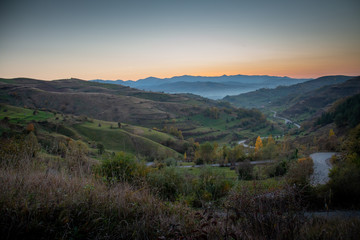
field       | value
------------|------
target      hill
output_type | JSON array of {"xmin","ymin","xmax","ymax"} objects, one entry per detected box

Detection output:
[
  {"xmin": 315, "ymin": 93, "xmax": 360, "ymax": 129},
  {"xmin": 281, "ymin": 76, "xmax": 360, "ymax": 121},
  {"xmin": 223, "ymin": 75, "xmax": 353, "ymax": 109},
  {"xmin": 0, "ymin": 78, "xmax": 217, "ymax": 126},
  {"xmin": 0, "ymin": 104, "xmax": 182, "ymax": 160},
  {"xmin": 0, "ymin": 78, "xmax": 277, "ymax": 145},
  {"xmin": 93, "ymin": 74, "xmax": 310, "ymax": 99}
]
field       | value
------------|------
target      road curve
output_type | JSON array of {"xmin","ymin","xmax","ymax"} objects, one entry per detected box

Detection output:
[
  {"xmin": 310, "ymin": 152, "xmax": 336, "ymax": 186},
  {"xmin": 271, "ymin": 111, "xmax": 301, "ymax": 129}
]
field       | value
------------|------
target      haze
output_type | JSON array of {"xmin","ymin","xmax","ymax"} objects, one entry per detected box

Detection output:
[{"xmin": 0, "ymin": 0, "xmax": 359, "ymax": 80}]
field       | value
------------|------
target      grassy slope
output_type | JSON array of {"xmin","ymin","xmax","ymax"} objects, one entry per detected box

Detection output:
[
  {"xmin": 0, "ymin": 104, "xmax": 53, "ymax": 124},
  {"xmin": 73, "ymin": 121, "xmax": 181, "ymax": 158},
  {"xmin": 0, "ymin": 104, "xmax": 182, "ymax": 159},
  {"xmin": 180, "ymin": 111, "xmax": 282, "ymax": 144}
]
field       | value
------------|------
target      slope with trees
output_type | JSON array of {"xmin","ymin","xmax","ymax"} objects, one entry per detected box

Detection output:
[{"xmin": 223, "ymin": 75, "xmax": 352, "ymax": 109}]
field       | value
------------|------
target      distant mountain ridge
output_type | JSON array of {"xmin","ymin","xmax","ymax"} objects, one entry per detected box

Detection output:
[{"xmin": 92, "ymin": 74, "xmax": 311, "ymax": 99}]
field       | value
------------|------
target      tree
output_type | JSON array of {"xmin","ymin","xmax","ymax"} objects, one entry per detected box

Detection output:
[
  {"xmin": 328, "ymin": 129, "xmax": 337, "ymax": 150},
  {"xmin": 97, "ymin": 143, "xmax": 105, "ymax": 154},
  {"xmin": 26, "ymin": 123, "xmax": 35, "ymax": 132},
  {"xmin": 255, "ymin": 136, "xmax": 263, "ymax": 153},
  {"xmin": 178, "ymin": 130, "xmax": 184, "ymax": 140},
  {"xmin": 263, "ymin": 135, "xmax": 277, "ymax": 159},
  {"xmin": 196, "ymin": 142, "xmax": 215, "ymax": 164},
  {"xmin": 228, "ymin": 145, "xmax": 245, "ymax": 166},
  {"xmin": 267, "ymin": 135, "xmax": 275, "ymax": 145},
  {"xmin": 237, "ymin": 160, "xmax": 253, "ymax": 180}
]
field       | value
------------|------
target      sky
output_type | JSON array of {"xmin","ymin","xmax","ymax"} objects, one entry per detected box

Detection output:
[{"xmin": 0, "ymin": 0, "xmax": 359, "ymax": 80}]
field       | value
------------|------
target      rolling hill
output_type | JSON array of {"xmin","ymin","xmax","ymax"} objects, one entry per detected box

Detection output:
[
  {"xmin": 0, "ymin": 103, "xmax": 182, "ymax": 160},
  {"xmin": 281, "ymin": 76, "xmax": 360, "ymax": 121},
  {"xmin": 223, "ymin": 75, "xmax": 353, "ymax": 109},
  {"xmin": 0, "ymin": 78, "xmax": 218, "ymax": 126},
  {"xmin": 0, "ymin": 78, "xmax": 277, "ymax": 145}
]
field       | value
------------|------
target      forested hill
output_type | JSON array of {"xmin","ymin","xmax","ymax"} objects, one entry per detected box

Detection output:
[
  {"xmin": 315, "ymin": 93, "xmax": 360, "ymax": 129},
  {"xmin": 223, "ymin": 75, "xmax": 352, "ymax": 108},
  {"xmin": 281, "ymin": 76, "xmax": 360, "ymax": 120}
]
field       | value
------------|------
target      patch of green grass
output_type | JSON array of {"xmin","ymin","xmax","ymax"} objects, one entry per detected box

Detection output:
[
  {"xmin": 235, "ymin": 177, "xmax": 285, "ymax": 193},
  {"xmin": 179, "ymin": 162, "xmax": 194, "ymax": 166},
  {"xmin": 73, "ymin": 122, "xmax": 181, "ymax": 159},
  {"xmin": 0, "ymin": 104, "xmax": 53, "ymax": 124},
  {"xmin": 179, "ymin": 166, "xmax": 238, "ymax": 180},
  {"xmin": 122, "ymin": 124, "xmax": 179, "ymax": 144},
  {"xmin": 188, "ymin": 113, "xmax": 233, "ymax": 131}
]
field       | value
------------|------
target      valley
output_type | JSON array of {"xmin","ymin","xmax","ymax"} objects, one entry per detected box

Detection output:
[{"xmin": 1, "ymin": 76, "xmax": 360, "ymax": 239}]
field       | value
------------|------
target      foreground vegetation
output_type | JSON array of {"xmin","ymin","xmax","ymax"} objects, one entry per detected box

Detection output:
[{"xmin": 1, "ymin": 121, "xmax": 360, "ymax": 239}]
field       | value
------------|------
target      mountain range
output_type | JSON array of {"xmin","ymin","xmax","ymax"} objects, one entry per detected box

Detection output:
[{"xmin": 92, "ymin": 75, "xmax": 311, "ymax": 99}]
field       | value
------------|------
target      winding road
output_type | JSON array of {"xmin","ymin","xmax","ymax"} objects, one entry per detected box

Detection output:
[
  {"xmin": 272, "ymin": 111, "xmax": 300, "ymax": 129},
  {"xmin": 310, "ymin": 152, "xmax": 336, "ymax": 186}
]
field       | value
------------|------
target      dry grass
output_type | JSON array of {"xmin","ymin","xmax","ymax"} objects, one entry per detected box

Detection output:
[{"xmin": 0, "ymin": 165, "xmax": 195, "ymax": 239}]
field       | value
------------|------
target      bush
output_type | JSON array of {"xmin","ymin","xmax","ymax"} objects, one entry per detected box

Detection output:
[
  {"xmin": 224, "ymin": 185, "xmax": 305, "ymax": 239},
  {"xmin": 147, "ymin": 167, "xmax": 187, "ymax": 201},
  {"xmin": 328, "ymin": 162, "xmax": 360, "ymax": 207},
  {"xmin": 95, "ymin": 152, "xmax": 147, "ymax": 183},
  {"xmin": 192, "ymin": 166, "xmax": 233, "ymax": 206},
  {"xmin": 236, "ymin": 160, "xmax": 253, "ymax": 180},
  {"xmin": 0, "ymin": 132, "xmax": 40, "ymax": 168},
  {"xmin": 266, "ymin": 159, "xmax": 289, "ymax": 177},
  {"xmin": 164, "ymin": 157, "xmax": 178, "ymax": 166},
  {"xmin": 286, "ymin": 157, "xmax": 313, "ymax": 188}
]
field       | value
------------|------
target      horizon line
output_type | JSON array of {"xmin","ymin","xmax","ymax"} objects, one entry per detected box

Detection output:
[
  {"xmin": 4, "ymin": 73, "xmax": 354, "ymax": 82},
  {"xmin": 0, "ymin": 73, "xmax": 360, "ymax": 82}
]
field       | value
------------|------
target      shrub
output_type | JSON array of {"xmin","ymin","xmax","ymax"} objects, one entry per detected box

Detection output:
[
  {"xmin": 286, "ymin": 157, "xmax": 313, "ymax": 188},
  {"xmin": 0, "ymin": 132, "xmax": 40, "ymax": 168},
  {"xmin": 147, "ymin": 167, "xmax": 187, "ymax": 201},
  {"xmin": 95, "ymin": 152, "xmax": 147, "ymax": 183},
  {"xmin": 265, "ymin": 159, "xmax": 289, "ymax": 177},
  {"xmin": 164, "ymin": 157, "xmax": 178, "ymax": 166},
  {"xmin": 193, "ymin": 166, "xmax": 233, "ymax": 206},
  {"xmin": 236, "ymin": 160, "xmax": 253, "ymax": 180},
  {"xmin": 224, "ymin": 184, "xmax": 305, "ymax": 239},
  {"xmin": 328, "ymin": 162, "xmax": 360, "ymax": 207}
]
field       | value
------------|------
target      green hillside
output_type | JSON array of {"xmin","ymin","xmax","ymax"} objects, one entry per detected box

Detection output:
[{"xmin": 0, "ymin": 104, "xmax": 182, "ymax": 160}]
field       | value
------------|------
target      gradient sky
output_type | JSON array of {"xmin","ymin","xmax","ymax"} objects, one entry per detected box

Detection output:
[{"xmin": 0, "ymin": 0, "xmax": 359, "ymax": 80}]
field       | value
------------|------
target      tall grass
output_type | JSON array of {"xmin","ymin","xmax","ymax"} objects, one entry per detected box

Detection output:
[{"xmin": 0, "ymin": 167, "xmax": 195, "ymax": 239}]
